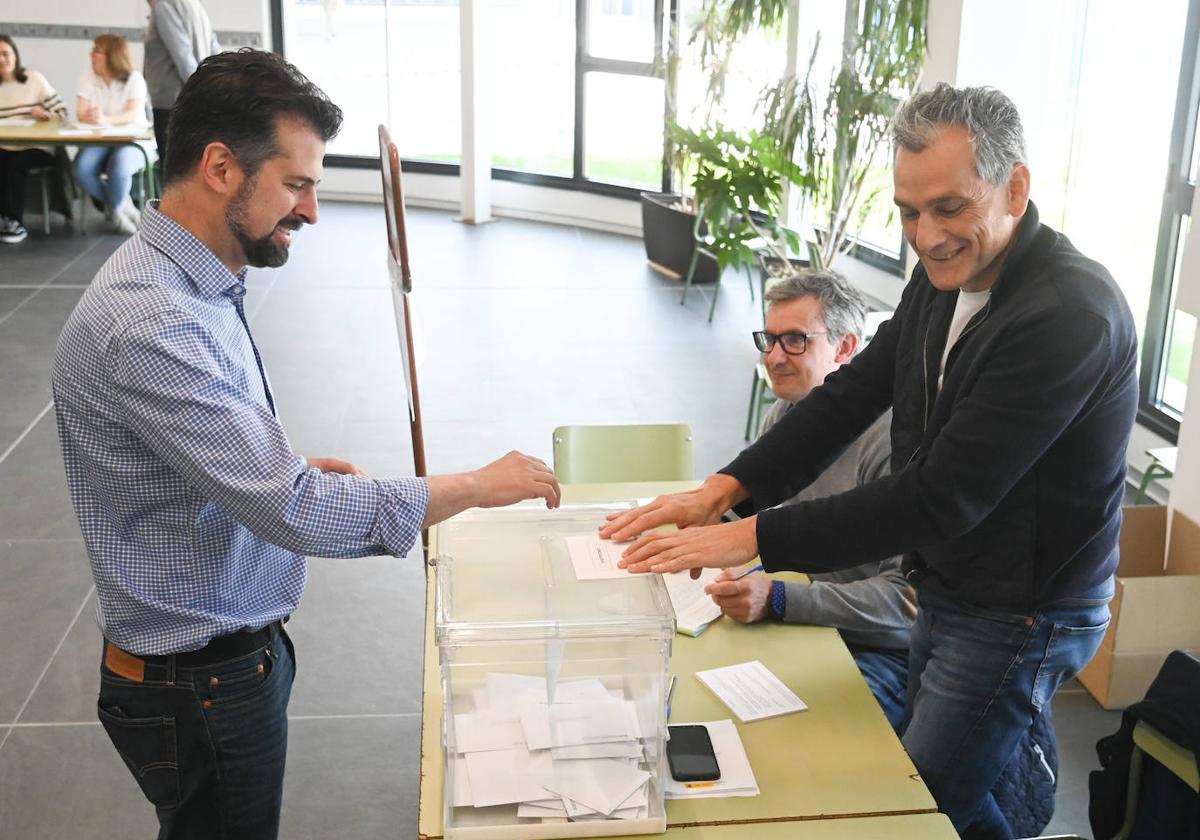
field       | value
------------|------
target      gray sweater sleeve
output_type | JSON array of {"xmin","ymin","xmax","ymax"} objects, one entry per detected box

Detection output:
[
  {"xmin": 153, "ymin": 2, "xmax": 201, "ymax": 83},
  {"xmin": 759, "ymin": 405, "xmax": 915, "ymax": 650}
]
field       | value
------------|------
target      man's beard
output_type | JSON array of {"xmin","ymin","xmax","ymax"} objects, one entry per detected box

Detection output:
[{"xmin": 225, "ymin": 177, "xmax": 303, "ymax": 269}]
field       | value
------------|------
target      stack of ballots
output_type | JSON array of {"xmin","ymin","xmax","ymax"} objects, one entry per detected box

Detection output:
[
  {"xmin": 435, "ymin": 504, "xmax": 675, "ymax": 838},
  {"xmin": 449, "ymin": 673, "xmax": 653, "ymax": 822}
]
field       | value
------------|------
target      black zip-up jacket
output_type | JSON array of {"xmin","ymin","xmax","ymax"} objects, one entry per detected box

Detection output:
[{"xmin": 722, "ymin": 203, "xmax": 1138, "ymax": 609}]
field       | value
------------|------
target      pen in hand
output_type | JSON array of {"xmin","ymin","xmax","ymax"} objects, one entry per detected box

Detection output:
[{"xmin": 729, "ymin": 564, "xmax": 764, "ymax": 582}]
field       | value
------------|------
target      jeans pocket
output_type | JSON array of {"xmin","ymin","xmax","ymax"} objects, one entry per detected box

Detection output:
[
  {"xmin": 96, "ymin": 703, "xmax": 181, "ymax": 808},
  {"xmin": 1031, "ymin": 617, "xmax": 1110, "ymax": 712},
  {"xmin": 202, "ymin": 647, "xmax": 275, "ymax": 708}
]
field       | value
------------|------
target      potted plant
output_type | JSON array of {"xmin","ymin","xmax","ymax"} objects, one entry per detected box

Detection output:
[
  {"xmin": 641, "ymin": 0, "xmax": 794, "ymax": 285},
  {"xmin": 763, "ymin": 0, "xmax": 928, "ymax": 272}
]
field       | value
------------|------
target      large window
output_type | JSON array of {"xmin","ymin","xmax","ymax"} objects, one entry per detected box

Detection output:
[
  {"xmin": 276, "ymin": 0, "xmax": 668, "ymax": 193},
  {"xmin": 957, "ymin": 0, "xmax": 1196, "ymax": 438}
]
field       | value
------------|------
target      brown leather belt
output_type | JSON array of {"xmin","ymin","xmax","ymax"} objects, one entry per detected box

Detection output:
[{"xmin": 103, "ymin": 620, "xmax": 284, "ymax": 683}]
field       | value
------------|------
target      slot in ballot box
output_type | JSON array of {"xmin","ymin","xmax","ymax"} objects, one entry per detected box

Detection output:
[{"xmin": 434, "ymin": 505, "xmax": 675, "ymax": 838}]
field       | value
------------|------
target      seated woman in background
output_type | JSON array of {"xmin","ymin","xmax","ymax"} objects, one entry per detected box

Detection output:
[
  {"xmin": 0, "ymin": 34, "xmax": 68, "ymax": 245},
  {"xmin": 72, "ymin": 34, "xmax": 149, "ymax": 235}
]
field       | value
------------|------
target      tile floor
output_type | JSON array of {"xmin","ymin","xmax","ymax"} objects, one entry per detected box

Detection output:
[{"xmin": 0, "ymin": 201, "xmax": 1119, "ymax": 838}]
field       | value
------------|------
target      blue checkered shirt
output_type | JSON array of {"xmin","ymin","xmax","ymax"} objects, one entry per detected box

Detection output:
[{"xmin": 53, "ymin": 201, "xmax": 429, "ymax": 655}]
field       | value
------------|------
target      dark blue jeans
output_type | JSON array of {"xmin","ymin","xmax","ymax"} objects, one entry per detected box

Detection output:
[
  {"xmin": 902, "ymin": 584, "xmax": 1110, "ymax": 840},
  {"xmin": 97, "ymin": 625, "xmax": 295, "ymax": 839},
  {"xmin": 850, "ymin": 646, "xmax": 910, "ymax": 731}
]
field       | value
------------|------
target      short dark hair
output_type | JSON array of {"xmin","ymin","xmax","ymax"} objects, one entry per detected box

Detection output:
[
  {"xmin": 164, "ymin": 48, "xmax": 343, "ymax": 186},
  {"xmin": 0, "ymin": 35, "xmax": 30, "ymax": 85}
]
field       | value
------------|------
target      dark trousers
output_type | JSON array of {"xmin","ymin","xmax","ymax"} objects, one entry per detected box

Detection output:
[
  {"xmin": 0, "ymin": 147, "xmax": 54, "ymax": 223},
  {"xmin": 153, "ymin": 108, "xmax": 172, "ymax": 180},
  {"xmin": 97, "ymin": 625, "xmax": 296, "ymax": 840}
]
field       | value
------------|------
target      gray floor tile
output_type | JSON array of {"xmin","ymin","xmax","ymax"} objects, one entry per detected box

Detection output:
[
  {"xmin": 0, "ymin": 723, "xmax": 159, "ymax": 840},
  {"xmin": 286, "ymin": 552, "xmax": 427, "ymax": 717},
  {"xmin": 0, "ymin": 232, "xmax": 99, "ymax": 287},
  {"xmin": 0, "ymin": 288, "xmax": 35, "ymax": 324},
  {"xmin": 280, "ymin": 715, "xmax": 420, "ymax": 840},
  {"xmin": 0, "ymin": 541, "xmax": 93, "ymax": 723},
  {"xmin": 0, "ymin": 287, "xmax": 85, "ymax": 448},
  {"xmin": 0, "ymin": 410, "xmax": 80, "ymax": 540},
  {"xmin": 17, "ymin": 591, "xmax": 103, "ymax": 724}
]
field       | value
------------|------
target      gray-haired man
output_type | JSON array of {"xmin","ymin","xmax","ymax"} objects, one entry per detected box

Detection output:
[{"xmin": 604, "ymin": 83, "xmax": 1137, "ymax": 839}]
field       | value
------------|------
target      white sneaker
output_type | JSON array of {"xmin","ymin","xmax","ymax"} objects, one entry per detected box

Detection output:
[
  {"xmin": 108, "ymin": 212, "xmax": 137, "ymax": 235},
  {"xmin": 0, "ymin": 218, "xmax": 28, "ymax": 244},
  {"xmin": 116, "ymin": 202, "xmax": 141, "ymax": 227}
]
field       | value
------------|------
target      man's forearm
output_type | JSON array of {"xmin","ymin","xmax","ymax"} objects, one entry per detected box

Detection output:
[{"xmin": 422, "ymin": 472, "xmax": 486, "ymax": 528}]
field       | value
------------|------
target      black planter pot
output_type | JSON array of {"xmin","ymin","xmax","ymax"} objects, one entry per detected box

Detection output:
[
  {"xmin": 640, "ymin": 192, "xmax": 720, "ymax": 285},
  {"xmin": 758, "ymin": 255, "xmax": 811, "ymax": 287}
]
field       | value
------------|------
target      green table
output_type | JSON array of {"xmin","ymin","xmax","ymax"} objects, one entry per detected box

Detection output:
[{"xmin": 418, "ymin": 482, "xmax": 940, "ymax": 838}]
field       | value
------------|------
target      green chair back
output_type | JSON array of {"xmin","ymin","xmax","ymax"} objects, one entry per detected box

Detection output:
[{"xmin": 552, "ymin": 424, "xmax": 694, "ymax": 484}]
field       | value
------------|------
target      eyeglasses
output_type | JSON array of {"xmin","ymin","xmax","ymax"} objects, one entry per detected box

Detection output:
[{"xmin": 752, "ymin": 330, "xmax": 828, "ymax": 355}]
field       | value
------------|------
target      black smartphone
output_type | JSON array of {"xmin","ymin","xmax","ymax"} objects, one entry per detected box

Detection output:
[{"xmin": 666, "ymin": 724, "xmax": 721, "ymax": 782}]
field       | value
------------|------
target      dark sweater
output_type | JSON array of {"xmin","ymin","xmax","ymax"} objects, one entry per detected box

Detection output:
[{"xmin": 722, "ymin": 203, "xmax": 1138, "ymax": 609}]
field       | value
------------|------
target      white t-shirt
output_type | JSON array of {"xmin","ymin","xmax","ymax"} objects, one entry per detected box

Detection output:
[
  {"xmin": 938, "ymin": 288, "xmax": 991, "ymax": 391},
  {"xmin": 76, "ymin": 69, "xmax": 149, "ymax": 126}
]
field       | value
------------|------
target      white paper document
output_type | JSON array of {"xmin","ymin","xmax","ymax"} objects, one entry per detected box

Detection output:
[
  {"xmin": 564, "ymin": 534, "xmax": 633, "ymax": 580},
  {"xmin": 538, "ymin": 758, "xmax": 649, "ymax": 816},
  {"xmin": 694, "ymin": 660, "xmax": 807, "ymax": 722},
  {"xmin": 463, "ymin": 748, "xmax": 553, "ymax": 807},
  {"xmin": 662, "ymin": 567, "xmax": 724, "ymax": 636},
  {"xmin": 664, "ymin": 719, "xmax": 759, "ymax": 799},
  {"xmin": 453, "ymin": 710, "xmax": 526, "ymax": 753},
  {"xmin": 520, "ymin": 699, "xmax": 639, "ymax": 750}
]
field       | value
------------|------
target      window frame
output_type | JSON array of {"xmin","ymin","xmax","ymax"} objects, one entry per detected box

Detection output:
[{"xmin": 1139, "ymin": 0, "xmax": 1200, "ymax": 442}]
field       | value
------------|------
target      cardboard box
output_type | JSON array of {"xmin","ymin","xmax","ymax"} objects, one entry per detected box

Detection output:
[{"xmin": 1079, "ymin": 506, "xmax": 1200, "ymax": 709}]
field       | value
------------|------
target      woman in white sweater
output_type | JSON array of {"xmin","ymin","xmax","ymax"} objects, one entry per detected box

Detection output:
[
  {"xmin": 0, "ymin": 34, "xmax": 68, "ymax": 244},
  {"xmin": 72, "ymin": 34, "xmax": 150, "ymax": 235}
]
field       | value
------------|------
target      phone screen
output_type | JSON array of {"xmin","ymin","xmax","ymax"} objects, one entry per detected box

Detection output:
[{"xmin": 666, "ymin": 724, "xmax": 721, "ymax": 782}]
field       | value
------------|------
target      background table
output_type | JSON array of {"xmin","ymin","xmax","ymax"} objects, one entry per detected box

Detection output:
[
  {"xmin": 0, "ymin": 121, "xmax": 157, "ymax": 232},
  {"xmin": 417, "ymin": 482, "xmax": 939, "ymax": 838}
]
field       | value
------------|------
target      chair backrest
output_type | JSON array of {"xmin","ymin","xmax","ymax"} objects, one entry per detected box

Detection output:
[
  {"xmin": 378, "ymin": 124, "xmax": 426, "ymax": 480},
  {"xmin": 552, "ymin": 424, "xmax": 694, "ymax": 484}
]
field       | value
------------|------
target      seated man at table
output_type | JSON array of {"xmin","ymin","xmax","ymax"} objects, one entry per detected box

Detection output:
[
  {"xmin": 706, "ymin": 269, "xmax": 913, "ymax": 728},
  {"xmin": 707, "ymin": 269, "xmax": 1059, "ymax": 836}
]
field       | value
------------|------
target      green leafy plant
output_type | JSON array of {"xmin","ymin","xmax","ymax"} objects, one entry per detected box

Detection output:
[{"xmin": 671, "ymin": 123, "xmax": 805, "ymax": 276}]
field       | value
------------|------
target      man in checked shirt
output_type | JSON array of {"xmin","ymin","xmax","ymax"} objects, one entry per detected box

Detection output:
[{"xmin": 51, "ymin": 49, "xmax": 560, "ymax": 839}]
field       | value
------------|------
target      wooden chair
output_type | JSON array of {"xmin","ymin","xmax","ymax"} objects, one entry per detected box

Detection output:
[
  {"xmin": 551, "ymin": 424, "xmax": 694, "ymax": 484},
  {"xmin": 378, "ymin": 125, "xmax": 428, "ymax": 557}
]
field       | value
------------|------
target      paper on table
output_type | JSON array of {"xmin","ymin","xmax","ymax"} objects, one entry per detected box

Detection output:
[
  {"xmin": 695, "ymin": 660, "xmax": 807, "ymax": 723},
  {"xmin": 661, "ymin": 567, "xmax": 723, "ymax": 636},
  {"xmin": 565, "ymin": 534, "xmax": 633, "ymax": 580},
  {"xmin": 664, "ymin": 720, "xmax": 759, "ymax": 799},
  {"xmin": 463, "ymin": 748, "xmax": 552, "ymax": 807}
]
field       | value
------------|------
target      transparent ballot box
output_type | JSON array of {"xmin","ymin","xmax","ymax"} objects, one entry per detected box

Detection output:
[{"xmin": 435, "ymin": 504, "xmax": 675, "ymax": 838}]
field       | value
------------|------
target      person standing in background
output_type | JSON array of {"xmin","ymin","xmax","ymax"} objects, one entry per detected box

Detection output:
[
  {"xmin": 0, "ymin": 33, "xmax": 68, "ymax": 244},
  {"xmin": 144, "ymin": 0, "xmax": 219, "ymax": 166}
]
